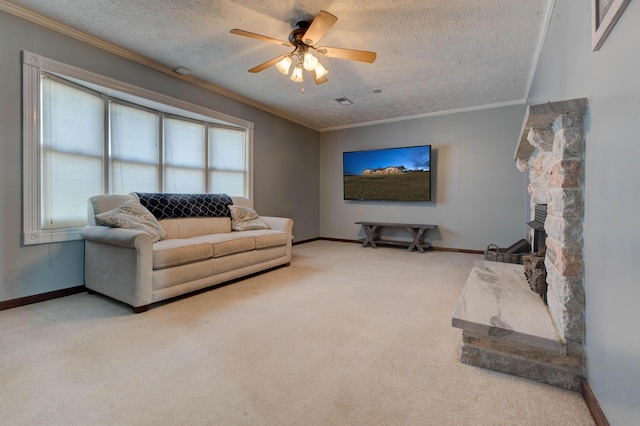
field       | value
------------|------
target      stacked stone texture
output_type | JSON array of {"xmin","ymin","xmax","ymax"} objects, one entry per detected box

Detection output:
[{"xmin": 524, "ymin": 114, "xmax": 585, "ymax": 358}]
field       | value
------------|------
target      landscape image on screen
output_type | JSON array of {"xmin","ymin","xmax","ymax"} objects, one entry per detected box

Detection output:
[{"xmin": 343, "ymin": 145, "xmax": 431, "ymax": 202}]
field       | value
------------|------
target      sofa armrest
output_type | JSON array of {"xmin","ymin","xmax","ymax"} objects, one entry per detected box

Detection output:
[
  {"xmin": 261, "ymin": 216, "xmax": 294, "ymax": 236},
  {"xmin": 81, "ymin": 225, "xmax": 153, "ymax": 248},
  {"xmin": 81, "ymin": 225, "xmax": 154, "ymax": 310}
]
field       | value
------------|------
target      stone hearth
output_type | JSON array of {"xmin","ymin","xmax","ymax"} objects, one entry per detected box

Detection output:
[
  {"xmin": 452, "ymin": 260, "xmax": 583, "ymax": 390},
  {"xmin": 452, "ymin": 98, "xmax": 587, "ymax": 391}
]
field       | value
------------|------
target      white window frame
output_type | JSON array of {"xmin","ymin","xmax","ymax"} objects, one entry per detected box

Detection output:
[{"xmin": 22, "ymin": 51, "xmax": 254, "ymax": 245}]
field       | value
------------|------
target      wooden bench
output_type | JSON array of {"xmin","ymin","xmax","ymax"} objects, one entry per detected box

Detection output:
[{"xmin": 355, "ymin": 221, "xmax": 437, "ymax": 253}]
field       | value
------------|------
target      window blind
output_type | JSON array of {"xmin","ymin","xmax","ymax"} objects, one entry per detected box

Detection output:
[
  {"xmin": 41, "ymin": 76, "xmax": 104, "ymax": 229},
  {"xmin": 209, "ymin": 126, "xmax": 246, "ymax": 196},
  {"xmin": 110, "ymin": 101, "xmax": 160, "ymax": 194},
  {"xmin": 163, "ymin": 117, "xmax": 206, "ymax": 193}
]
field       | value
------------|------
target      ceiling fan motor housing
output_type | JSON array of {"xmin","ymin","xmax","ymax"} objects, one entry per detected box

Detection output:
[{"xmin": 289, "ymin": 21, "xmax": 311, "ymax": 47}]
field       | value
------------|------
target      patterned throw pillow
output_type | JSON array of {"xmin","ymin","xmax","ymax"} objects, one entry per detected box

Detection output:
[
  {"xmin": 229, "ymin": 205, "xmax": 271, "ymax": 231},
  {"xmin": 134, "ymin": 193, "xmax": 233, "ymax": 220},
  {"xmin": 94, "ymin": 199, "xmax": 167, "ymax": 242}
]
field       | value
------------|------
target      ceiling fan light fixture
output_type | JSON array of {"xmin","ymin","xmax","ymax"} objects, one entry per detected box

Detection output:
[
  {"xmin": 303, "ymin": 52, "xmax": 319, "ymax": 71},
  {"xmin": 311, "ymin": 69, "xmax": 329, "ymax": 85},
  {"xmin": 314, "ymin": 62, "xmax": 328, "ymax": 79},
  {"xmin": 290, "ymin": 65, "xmax": 304, "ymax": 82},
  {"xmin": 276, "ymin": 55, "xmax": 293, "ymax": 75}
]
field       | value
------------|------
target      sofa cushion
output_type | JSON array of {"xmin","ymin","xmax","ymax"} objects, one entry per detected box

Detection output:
[
  {"xmin": 190, "ymin": 233, "xmax": 256, "ymax": 258},
  {"xmin": 152, "ymin": 258, "xmax": 215, "ymax": 291},
  {"xmin": 213, "ymin": 237, "xmax": 256, "ymax": 258},
  {"xmin": 211, "ymin": 246, "xmax": 288, "ymax": 275},
  {"xmin": 152, "ymin": 239, "xmax": 213, "ymax": 270},
  {"xmin": 94, "ymin": 199, "xmax": 167, "ymax": 242},
  {"xmin": 252, "ymin": 230, "xmax": 290, "ymax": 249},
  {"xmin": 160, "ymin": 217, "xmax": 232, "ymax": 239},
  {"xmin": 229, "ymin": 205, "xmax": 270, "ymax": 231}
]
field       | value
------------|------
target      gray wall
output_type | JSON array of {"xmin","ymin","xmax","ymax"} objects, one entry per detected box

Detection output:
[
  {"xmin": 527, "ymin": 0, "xmax": 640, "ymax": 423},
  {"xmin": 319, "ymin": 105, "xmax": 528, "ymax": 250},
  {"xmin": 0, "ymin": 10, "xmax": 319, "ymax": 302}
]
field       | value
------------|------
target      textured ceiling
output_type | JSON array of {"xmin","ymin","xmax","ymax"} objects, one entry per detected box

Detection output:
[{"xmin": 4, "ymin": 0, "xmax": 551, "ymax": 130}]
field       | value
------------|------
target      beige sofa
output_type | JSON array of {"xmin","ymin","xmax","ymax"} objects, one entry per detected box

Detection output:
[{"xmin": 81, "ymin": 193, "xmax": 293, "ymax": 313}]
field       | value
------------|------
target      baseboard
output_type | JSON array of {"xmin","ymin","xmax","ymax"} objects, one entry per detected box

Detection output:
[
  {"xmin": 582, "ymin": 378, "xmax": 610, "ymax": 426},
  {"xmin": 0, "ymin": 285, "xmax": 86, "ymax": 311},
  {"xmin": 293, "ymin": 237, "xmax": 323, "ymax": 245},
  {"xmin": 315, "ymin": 237, "xmax": 360, "ymax": 244},
  {"xmin": 313, "ymin": 237, "xmax": 484, "ymax": 254},
  {"xmin": 432, "ymin": 246, "xmax": 484, "ymax": 254}
]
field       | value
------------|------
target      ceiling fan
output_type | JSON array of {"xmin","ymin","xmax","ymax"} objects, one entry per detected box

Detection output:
[{"xmin": 230, "ymin": 10, "xmax": 376, "ymax": 85}]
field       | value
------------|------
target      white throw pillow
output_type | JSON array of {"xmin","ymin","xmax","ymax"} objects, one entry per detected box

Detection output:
[
  {"xmin": 94, "ymin": 199, "xmax": 167, "ymax": 242},
  {"xmin": 229, "ymin": 205, "xmax": 271, "ymax": 231}
]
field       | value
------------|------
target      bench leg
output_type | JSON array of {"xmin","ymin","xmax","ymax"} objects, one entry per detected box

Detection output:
[
  {"xmin": 361, "ymin": 225, "xmax": 379, "ymax": 248},
  {"xmin": 406, "ymin": 227, "xmax": 427, "ymax": 253}
]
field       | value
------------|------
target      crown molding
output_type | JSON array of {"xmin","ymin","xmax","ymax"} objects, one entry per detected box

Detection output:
[
  {"xmin": 524, "ymin": 0, "xmax": 556, "ymax": 101},
  {"xmin": 319, "ymin": 99, "xmax": 526, "ymax": 132}
]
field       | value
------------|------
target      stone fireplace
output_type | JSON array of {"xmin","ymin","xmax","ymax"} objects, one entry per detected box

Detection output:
[
  {"xmin": 516, "ymin": 98, "xmax": 587, "ymax": 359},
  {"xmin": 452, "ymin": 98, "xmax": 587, "ymax": 391}
]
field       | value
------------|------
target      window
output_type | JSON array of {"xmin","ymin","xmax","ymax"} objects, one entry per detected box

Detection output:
[
  {"xmin": 23, "ymin": 52, "xmax": 253, "ymax": 245},
  {"xmin": 110, "ymin": 101, "xmax": 161, "ymax": 194},
  {"xmin": 164, "ymin": 117, "xmax": 206, "ymax": 193},
  {"xmin": 209, "ymin": 126, "xmax": 248, "ymax": 195},
  {"xmin": 41, "ymin": 76, "xmax": 105, "ymax": 230}
]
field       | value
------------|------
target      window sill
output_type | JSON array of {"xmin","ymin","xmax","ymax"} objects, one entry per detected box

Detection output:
[{"xmin": 23, "ymin": 227, "xmax": 84, "ymax": 245}]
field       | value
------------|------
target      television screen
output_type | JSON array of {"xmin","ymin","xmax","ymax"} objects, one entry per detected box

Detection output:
[{"xmin": 343, "ymin": 145, "xmax": 431, "ymax": 201}]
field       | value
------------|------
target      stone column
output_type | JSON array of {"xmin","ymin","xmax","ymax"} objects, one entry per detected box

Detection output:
[
  {"xmin": 515, "ymin": 99, "xmax": 587, "ymax": 360},
  {"xmin": 545, "ymin": 114, "xmax": 585, "ymax": 358}
]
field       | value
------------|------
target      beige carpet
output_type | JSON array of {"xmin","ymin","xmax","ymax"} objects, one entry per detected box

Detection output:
[{"xmin": 1, "ymin": 241, "xmax": 595, "ymax": 425}]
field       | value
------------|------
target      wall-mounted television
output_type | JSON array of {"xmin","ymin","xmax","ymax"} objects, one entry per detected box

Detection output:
[{"xmin": 343, "ymin": 145, "xmax": 431, "ymax": 202}]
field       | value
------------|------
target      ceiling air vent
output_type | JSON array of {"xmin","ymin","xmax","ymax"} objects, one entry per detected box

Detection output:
[{"xmin": 335, "ymin": 97, "xmax": 353, "ymax": 106}]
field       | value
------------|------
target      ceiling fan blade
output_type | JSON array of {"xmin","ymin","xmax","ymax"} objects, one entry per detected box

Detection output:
[
  {"xmin": 248, "ymin": 54, "xmax": 288, "ymax": 73},
  {"xmin": 230, "ymin": 29, "xmax": 290, "ymax": 47},
  {"xmin": 302, "ymin": 10, "xmax": 338, "ymax": 46},
  {"xmin": 315, "ymin": 46, "xmax": 377, "ymax": 63}
]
